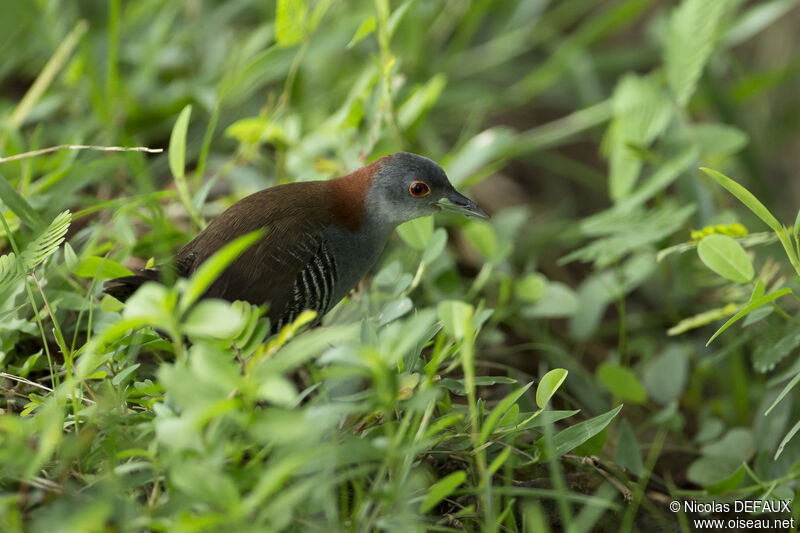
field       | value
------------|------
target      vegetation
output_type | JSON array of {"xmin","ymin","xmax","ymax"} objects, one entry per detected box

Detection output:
[{"xmin": 2, "ymin": 0, "xmax": 800, "ymax": 531}]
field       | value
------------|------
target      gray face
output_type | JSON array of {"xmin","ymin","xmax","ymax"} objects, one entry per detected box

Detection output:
[{"xmin": 366, "ymin": 152, "xmax": 488, "ymax": 227}]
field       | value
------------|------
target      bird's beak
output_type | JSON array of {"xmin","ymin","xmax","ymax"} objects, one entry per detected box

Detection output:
[{"xmin": 438, "ymin": 190, "xmax": 489, "ymax": 218}]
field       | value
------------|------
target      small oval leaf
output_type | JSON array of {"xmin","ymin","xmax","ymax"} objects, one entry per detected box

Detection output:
[
  {"xmin": 697, "ymin": 234, "xmax": 754, "ymax": 283},
  {"xmin": 536, "ymin": 368, "xmax": 568, "ymax": 409}
]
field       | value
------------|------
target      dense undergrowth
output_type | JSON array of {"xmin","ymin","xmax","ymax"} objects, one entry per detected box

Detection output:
[{"xmin": 2, "ymin": 0, "xmax": 800, "ymax": 531}]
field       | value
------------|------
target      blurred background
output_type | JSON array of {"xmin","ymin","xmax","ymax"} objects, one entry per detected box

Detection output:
[{"xmin": 3, "ymin": 0, "xmax": 800, "ymax": 530}]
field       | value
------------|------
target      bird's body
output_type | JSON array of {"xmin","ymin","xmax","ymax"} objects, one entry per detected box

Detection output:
[{"xmin": 105, "ymin": 152, "xmax": 487, "ymax": 332}]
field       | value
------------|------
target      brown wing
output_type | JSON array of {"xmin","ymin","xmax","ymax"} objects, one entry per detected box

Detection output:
[{"xmin": 175, "ymin": 181, "xmax": 333, "ymax": 324}]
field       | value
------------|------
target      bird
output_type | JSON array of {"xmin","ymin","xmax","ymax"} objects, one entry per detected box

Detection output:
[{"xmin": 105, "ymin": 152, "xmax": 488, "ymax": 333}]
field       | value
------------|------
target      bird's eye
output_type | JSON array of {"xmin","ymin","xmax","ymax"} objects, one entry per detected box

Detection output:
[{"xmin": 409, "ymin": 181, "xmax": 431, "ymax": 197}]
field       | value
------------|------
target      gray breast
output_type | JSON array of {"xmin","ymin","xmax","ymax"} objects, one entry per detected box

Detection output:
[{"xmin": 274, "ymin": 239, "xmax": 338, "ymax": 331}]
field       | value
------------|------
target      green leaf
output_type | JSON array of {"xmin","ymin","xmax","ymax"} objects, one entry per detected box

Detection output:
[
  {"xmin": 183, "ymin": 299, "xmax": 246, "ymax": 338},
  {"xmin": 397, "ymin": 216, "xmax": 433, "ymax": 251},
  {"xmin": 607, "ymin": 74, "xmax": 673, "ymax": 201},
  {"xmin": 480, "ymin": 382, "xmax": 534, "ymax": 443},
  {"xmin": 516, "ymin": 273, "xmax": 546, "ymax": 303},
  {"xmin": 422, "ymin": 228, "xmax": 447, "ymax": 264},
  {"xmin": 776, "ymin": 419, "xmax": 800, "ymax": 459},
  {"xmin": 573, "ymin": 428, "xmax": 607, "ymax": 456},
  {"xmin": 538, "ymin": 405, "xmax": 623, "ymax": 459},
  {"xmin": 522, "ymin": 282, "xmax": 579, "ymax": 318},
  {"xmin": 179, "ymin": 229, "xmax": 264, "ymax": 313},
  {"xmin": 63, "ymin": 242, "xmax": 78, "ymax": 270},
  {"xmin": 706, "ymin": 288, "xmax": 792, "ymax": 345},
  {"xmin": 643, "ymin": 345, "xmax": 688, "ymax": 405},
  {"xmin": 398, "ymin": 74, "xmax": 447, "ymax": 129},
  {"xmin": 597, "ymin": 363, "xmax": 647, "ymax": 404},
  {"xmin": 445, "ymin": 127, "xmax": 517, "ymax": 188},
  {"xmin": 535, "ymin": 369, "xmax": 568, "ymax": 409},
  {"xmin": 100, "ymin": 294, "xmax": 124, "ymax": 313},
  {"xmin": 437, "ymin": 300, "xmax": 474, "ymax": 341},
  {"xmin": 73, "ymin": 256, "xmax": 133, "ymax": 279},
  {"xmin": 687, "ymin": 456, "xmax": 744, "ymax": 488},
  {"xmin": 699, "ymin": 168, "xmax": 783, "ymax": 234},
  {"xmin": 615, "ymin": 419, "xmax": 643, "ymax": 476},
  {"xmin": 664, "ymin": 0, "xmax": 731, "ymax": 105},
  {"xmin": 276, "ymin": 0, "xmax": 307, "ymax": 47},
  {"xmin": 701, "ymin": 428, "xmax": 755, "ymax": 462},
  {"xmin": 420, "ymin": 470, "xmax": 466, "ymax": 513},
  {"xmin": 463, "ymin": 220, "xmax": 497, "ymax": 259},
  {"xmin": 0, "ymin": 172, "xmax": 45, "ymax": 231},
  {"xmin": 691, "ymin": 123, "xmax": 748, "ymax": 156},
  {"xmin": 488, "ymin": 447, "xmax": 512, "ymax": 477},
  {"xmin": 697, "ymin": 234, "xmax": 754, "ymax": 283},
  {"xmin": 752, "ymin": 322, "xmax": 800, "ymax": 373},
  {"xmin": 766, "ymin": 370, "xmax": 800, "ymax": 416},
  {"xmin": 346, "ymin": 16, "xmax": 375, "ymax": 48},
  {"xmin": 387, "ymin": 0, "xmax": 413, "ymax": 38},
  {"xmin": 169, "ymin": 105, "xmax": 192, "ymax": 182},
  {"xmin": 794, "ymin": 208, "xmax": 800, "ymax": 239}
]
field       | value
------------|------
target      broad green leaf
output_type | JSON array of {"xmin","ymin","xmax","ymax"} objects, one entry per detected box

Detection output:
[
  {"xmin": 73, "ymin": 256, "xmax": 133, "ymax": 279},
  {"xmin": 643, "ymin": 345, "xmax": 688, "ymax": 405},
  {"xmin": 123, "ymin": 283, "xmax": 175, "ymax": 323},
  {"xmin": 706, "ymin": 288, "xmax": 792, "ymax": 345},
  {"xmin": 607, "ymin": 74, "xmax": 673, "ymax": 201},
  {"xmin": 597, "ymin": 363, "xmax": 647, "ymax": 404},
  {"xmin": 615, "ymin": 419, "xmax": 643, "ymax": 476},
  {"xmin": 516, "ymin": 273, "xmax": 546, "ymax": 303},
  {"xmin": 686, "ymin": 456, "xmax": 742, "ymax": 487},
  {"xmin": 664, "ymin": 0, "xmax": 731, "ymax": 105},
  {"xmin": 169, "ymin": 105, "xmax": 192, "ymax": 181},
  {"xmin": 480, "ymin": 382, "xmax": 534, "ymax": 443},
  {"xmin": 463, "ymin": 220, "xmax": 497, "ymax": 259},
  {"xmin": 179, "ymin": 229, "xmax": 264, "ymax": 313},
  {"xmin": 437, "ymin": 300, "xmax": 474, "ymax": 341},
  {"xmin": 522, "ymin": 282, "xmax": 579, "ymax": 318},
  {"xmin": 183, "ymin": 299, "xmax": 246, "ymax": 338},
  {"xmin": 397, "ymin": 215, "xmax": 433, "ymax": 250},
  {"xmin": 378, "ymin": 297, "xmax": 413, "ymax": 326},
  {"xmin": 535, "ymin": 369, "xmax": 568, "ymax": 409},
  {"xmin": 573, "ymin": 428, "xmax": 607, "ymax": 456},
  {"xmin": 697, "ymin": 234, "xmax": 754, "ymax": 283},
  {"xmin": 700, "ymin": 168, "xmax": 783, "ymax": 233},
  {"xmin": 701, "ymin": 428, "xmax": 754, "ymax": 462},
  {"xmin": 691, "ymin": 123, "xmax": 748, "ymax": 156},
  {"xmin": 0, "ymin": 172, "xmax": 45, "ymax": 231},
  {"xmin": 538, "ymin": 405, "xmax": 623, "ymax": 459},
  {"xmin": 420, "ymin": 470, "xmax": 466, "ymax": 513},
  {"xmin": 100, "ymin": 294, "xmax": 124, "ymax": 313},
  {"xmin": 276, "ymin": 0, "xmax": 307, "ymax": 47},
  {"xmin": 422, "ymin": 228, "xmax": 447, "ymax": 264},
  {"xmin": 686, "ymin": 457, "xmax": 742, "ymax": 487},
  {"xmin": 346, "ymin": 16, "xmax": 375, "ymax": 49}
]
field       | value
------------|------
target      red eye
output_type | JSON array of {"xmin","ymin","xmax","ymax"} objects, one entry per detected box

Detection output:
[{"xmin": 409, "ymin": 181, "xmax": 430, "ymax": 197}]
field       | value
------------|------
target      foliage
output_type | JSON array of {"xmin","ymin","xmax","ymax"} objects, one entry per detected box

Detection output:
[{"xmin": 2, "ymin": 0, "xmax": 800, "ymax": 530}]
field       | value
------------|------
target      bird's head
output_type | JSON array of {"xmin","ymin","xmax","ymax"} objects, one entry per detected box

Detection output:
[{"xmin": 365, "ymin": 152, "xmax": 488, "ymax": 227}]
